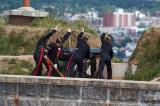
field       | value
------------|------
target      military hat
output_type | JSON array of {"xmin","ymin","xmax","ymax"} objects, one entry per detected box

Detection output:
[
  {"xmin": 104, "ymin": 32, "xmax": 111, "ymax": 40},
  {"xmin": 82, "ymin": 34, "xmax": 90, "ymax": 40}
]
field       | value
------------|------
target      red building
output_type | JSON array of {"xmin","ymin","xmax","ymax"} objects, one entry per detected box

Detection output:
[{"xmin": 103, "ymin": 9, "xmax": 135, "ymax": 28}]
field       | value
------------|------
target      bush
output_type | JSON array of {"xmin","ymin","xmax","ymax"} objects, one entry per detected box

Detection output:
[
  {"xmin": 124, "ymin": 70, "xmax": 136, "ymax": 80},
  {"xmin": 112, "ymin": 56, "xmax": 123, "ymax": 63}
]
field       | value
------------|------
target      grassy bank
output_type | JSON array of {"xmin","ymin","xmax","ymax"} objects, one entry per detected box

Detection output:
[{"xmin": 126, "ymin": 28, "xmax": 160, "ymax": 81}]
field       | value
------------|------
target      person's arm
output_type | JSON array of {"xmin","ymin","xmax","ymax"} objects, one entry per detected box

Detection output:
[
  {"xmin": 61, "ymin": 29, "xmax": 72, "ymax": 43},
  {"xmin": 77, "ymin": 32, "xmax": 84, "ymax": 41},
  {"xmin": 100, "ymin": 32, "xmax": 106, "ymax": 42},
  {"xmin": 44, "ymin": 28, "xmax": 57, "ymax": 40},
  {"xmin": 86, "ymin": 45, "xmax": 90, "ymax": 60},
  {"xmin": 110, "ymin": 46, "xmax": 113, "ymax": 59}
]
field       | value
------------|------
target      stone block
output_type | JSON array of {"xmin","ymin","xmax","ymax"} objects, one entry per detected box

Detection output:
[
  {"xmin": 36, "ymin": 84, "xmax": 48, "ymax": 97},
  {"xmin": 140, "ymin": 90, "xmax": 160, "ymax": 103},
  {"xmin": 76, "ymin": 101, "xmax": 107, "ymax": 106},
  {"xmin": 108, "ymin": 102, "xmax": 139, "ymax": 106},
  {"xmin": 19, "ymin": 76, "xmax": 35, "ymax": 84},
  {"xmin": 119, "ymin": 81, "xmax": 139, "ymax": 89},
  {"xmin": 0, "ymin": 82, "xmax": 17, "ymax": 95},
  {"xmin": 110, "ymin": 88, "xmax": 138, "ymax": 102},
  {"xmin": 41, "ymin": 100, "xmax": 76, "ymax": 106},
  {"xmin": 0, "ymin": 96, "xmax": 5, "ymax": 106},
  {"xmin": 49, "ymin": 85, "xmax": 80, "ymax": 99},
  {"xmin": 106, "ymin": 81, "xmax": 120, "ymax": 88},
  {"xmin": 87, "ymin": 80, "xmax": 107, "ymax": 87},
  {"xmin": 7, "ymin": 97, "xmax": 38, "ymax": 106},
  {"xmin": 81, "ymin": 87, "xmax": 107, "ymax": 100},
  {"xmin": 18, "ymin": 83, "xmax": 37, "ymax": 97}
]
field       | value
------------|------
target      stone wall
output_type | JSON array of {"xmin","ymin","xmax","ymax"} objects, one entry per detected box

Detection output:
[{"xmin": 0, "ymin": 75, "xmax": 160, "ymax": 106}]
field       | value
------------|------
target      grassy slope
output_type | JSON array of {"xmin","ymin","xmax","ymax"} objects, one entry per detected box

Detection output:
[{"xmin": 127, "ymin": 28, "xmax": 160, "ymax": 81}]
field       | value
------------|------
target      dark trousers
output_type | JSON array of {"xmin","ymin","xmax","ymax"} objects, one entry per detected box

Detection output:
[
  {"xmin": 90, "ymin": 55, "xmax": 97, "ymax": 78},
  {"xmin": 32, "ymin": 48, "xmax": 52, "ymax": 76},
  {"xmin": 66, "ymin": 55, "xmax": 84, "ymax": 78},
  {"xmin": 98, "ymin": 56, "xmax": 112, "ymax": 79},
  {"xmin": 44, "ymin": 58, "xmax": 54, "ymax": 77}
]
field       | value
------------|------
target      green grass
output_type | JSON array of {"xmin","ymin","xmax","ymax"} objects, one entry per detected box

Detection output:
[
  {"xmin": 0, "ymin": 17, "xmax": 6, "ymax": 26},
  {"xmin": 31, "ymin": 16, "xmax": 97, "ymax": 35},
  {"xmin": 0, "ymin": 27, "xmax": 38, "ymax": 55},
  {"xmin": 0, "ymin": 59, "xmax": 33, "ymax": 75},
  {"xmin": 126, "ymin": 29, "xmax": 160, "ymax": 81},
  {"xmin": 112, "ymin": 56, "xmax": 123, "ymax": 63}
]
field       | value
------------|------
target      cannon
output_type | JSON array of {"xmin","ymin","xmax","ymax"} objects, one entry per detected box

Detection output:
[{"xmin": 58, "ymin": 48, "xmax": 101, "ymax": 78}]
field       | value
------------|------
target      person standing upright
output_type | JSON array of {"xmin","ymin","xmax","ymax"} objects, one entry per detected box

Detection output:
[
  {"xmin": 98, "ymin": 32, "xmax": 113, "ymax": 79},
  {"xmin": 66, "ymin": 28, "xmax": 90, "ymax": 78},
  {"xmin": 46, "ymin": 29, "xmax": 72, "ymax": 76},
  {"xmin": 32, "ymin": 28, "xmax": 57, "ymax": 76}
]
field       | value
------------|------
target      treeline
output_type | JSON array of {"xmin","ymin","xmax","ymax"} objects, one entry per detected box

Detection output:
[{"xmin": 1, "ymin": 0, "xmax": 160, "ymax": 15}]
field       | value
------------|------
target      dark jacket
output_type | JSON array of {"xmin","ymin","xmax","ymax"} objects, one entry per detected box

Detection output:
[
  {"xmin": 100, "ymin": 33, "xmax": 113, "ymax": 59},
  {"xmin": 36, "ymin": 30, "xmax": 56, "ymax": 49},
  {"xmin": 47, "ymin": 32, "xmax": 72, "ymax": 64},
  {"xmin": 47, "ymin": 43, "xmax": 59, "ymax": 64},
  {"xmin": 74, "ymin": 32, "xmax": 90, "ymax": 59}
]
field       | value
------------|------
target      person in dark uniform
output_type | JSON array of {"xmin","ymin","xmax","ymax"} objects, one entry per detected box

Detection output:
[
  {"xmin": 66, "ymin": 29, "xmax": 90, "ymax": 78},
  {"xmin": 98, "ymin": 32, "xmax": 113, "ymax": 79},
  {"xmin": 90, "ymin": 54, "xmax": 97, "ymax": 78},
  {"xmin": 32, "ymin": 28, "xmax": 57, "ymax": 76},
  {"xmin": 46, "ymin": 29, "xmax": 72, "ymax": 76}
]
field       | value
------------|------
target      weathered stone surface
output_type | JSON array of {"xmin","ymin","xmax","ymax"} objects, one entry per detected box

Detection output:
[
  {"xmin": 19, "ymin": 77, "xmax": 35, "ymax": 84},
  {"xmin": 0, "ymin": 96, "xmax": 5, "ymax": 106},
  {"xmin": 139, "ymin": 83, "xmax": 159, "ymax": 90},
  {"xmin": 108, "ymin": 103, "xmax": 139, "ymax": 106},
  {"xmin": 142, "ymin": 103, "xmax": 160, "ymax": 106},
  {"xmin": 119, "ymin": 81, "xmax": 139, "ymax": 89},
  {"xmin": 77, "ymin": 101, "xmax": 107, "ymax": 106},
  {"xmin": 0, "ymin": 75, "xmax": 160, "ymax": 105},
  {"xmin": 36, "ymin": 84, "xmax": 48, "ymax": 97},
  {"xmin": 18, "ymin": 83, "xmax": 37, "ymax": 97},
  {"xmin": 140, "ymin": 90, "xmax": 160, "ymax": 103},
  {"xmin": 41, "ymin": 100, "xmax": 76, "ymax": 106},
  {"xmin": 110, "ymin": 88, "xmax": 138, "ymax": 102},
  {"xmin": 81, "ymin": 87, "xmax": 107, "ymax": 100},
  {"xmin": 7, "ymin": 97, "xmax": 38, "ymax": 106},
  {"xmin": 106, "ymin": 81, "xmax": 120, "ymax": 88},
  {"xmin": 49, "ymin": 85, "xmax": 80, "ymax": 99},
  {"xmin": 0, "ymin": 82, "xmax": 17, "ymax": 95}
]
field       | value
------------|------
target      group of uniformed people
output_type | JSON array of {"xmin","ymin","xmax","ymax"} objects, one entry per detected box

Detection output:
[{"xmin": 32, "ymin": 28, "xmax": 113, "ymax": 79}]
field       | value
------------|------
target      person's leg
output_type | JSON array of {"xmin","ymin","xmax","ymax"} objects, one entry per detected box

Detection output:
[
  {"xmin": 97, "ymin": 59, "xmax": 105, "ymax": 79},
  {"xmin": 32, "ymin": 48, "xmax": 44, "ymax": 76},
  {"xmin": 66, "ymin": 58, "xmax": 76, "ymax": 77},
  {"xmin": 106, "ymin": 59, "xmax": 112, "ymax": 79},
  {"xmin": 44, "ymin": 58, "xmax": 53, "ymax": 77},
  {"xmin": 77, "ymin": 59, "xmax": 84, "ymax": 78},
  {"xmin": 90, "ymin": 56, "xmax": 97, "ymax": 78}
]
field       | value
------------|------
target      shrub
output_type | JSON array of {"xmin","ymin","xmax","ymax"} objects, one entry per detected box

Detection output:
[{"xmin": 124, "ymin": 70, "xmax": 136, "ymax": 80}]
